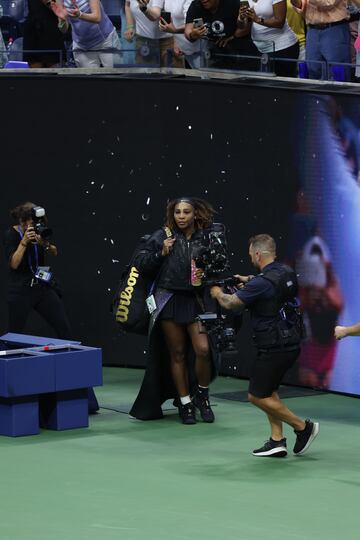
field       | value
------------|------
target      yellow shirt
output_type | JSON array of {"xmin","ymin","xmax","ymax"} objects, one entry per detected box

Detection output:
[{"xmin": 287, "ymin": 0, "xmax": 306, "ymax": 47}]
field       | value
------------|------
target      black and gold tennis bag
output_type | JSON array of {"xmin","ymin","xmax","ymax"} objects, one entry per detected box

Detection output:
[{"xmin": 112, "ymin": 228, "xmax": 172, "ymax": 335}]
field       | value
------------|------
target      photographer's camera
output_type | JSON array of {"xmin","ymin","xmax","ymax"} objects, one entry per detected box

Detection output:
[{"xmin": 31, "ymin": 206, "xmax": 52, "ymax": 240}]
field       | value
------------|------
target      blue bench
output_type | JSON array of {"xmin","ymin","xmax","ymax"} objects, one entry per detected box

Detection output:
[{"xmin": 0, "ymin": 333, "xmax": 102, "ymax": 437}]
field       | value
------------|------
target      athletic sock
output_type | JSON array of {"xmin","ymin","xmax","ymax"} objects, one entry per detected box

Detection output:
[{"xmin": 180, "ymin": 395, "xmax": 191, "ymax": 405}]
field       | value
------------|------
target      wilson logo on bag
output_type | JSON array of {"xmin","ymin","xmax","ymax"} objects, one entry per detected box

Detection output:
[
  {"xmin": 112, "ymin": 235, "xmax": 152, "ymax": 335},
  {"xmin": 115, "ymin": 266, "xmax": 140, "ymax": 323}
]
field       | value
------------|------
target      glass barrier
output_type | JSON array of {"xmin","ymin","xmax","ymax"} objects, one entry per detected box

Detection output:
[
  {"xmin": 0, "ymin": 36, "xmax": 359, "ymax": 84},
  {"xmin": 327, "ymin": 61, "xmax": 360, "ymax": 83}
]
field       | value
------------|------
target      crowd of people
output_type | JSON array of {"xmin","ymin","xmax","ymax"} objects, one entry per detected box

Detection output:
[{"xmin": 0, "ymin": 0, "xmax": 359, "ymax": 79}]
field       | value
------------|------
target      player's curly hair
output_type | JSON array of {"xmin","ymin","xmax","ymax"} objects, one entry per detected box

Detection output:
[{"xmin": 164, "ymin": 197, "xmax": 216, "ymax": 230}]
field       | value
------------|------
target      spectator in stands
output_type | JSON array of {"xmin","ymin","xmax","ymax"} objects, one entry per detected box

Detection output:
[
  {"xmin": 287, "ymin": 0, "xmax": 306, "ymax": 59},
  {"xmin": 137, "ymin": 0, "xmax": 201, "ymax": 68},
  {"xmin": 290, "ymin": 0, "xmax": 351, "ymax": 80},
  {"xmin": 351, "ymin": 0, "xmax": 360, "ymax": 80},
  {"xmin": 124, "ymin": 0, "xmax": 176, "ymax": 66},
  {"xmin": 184, "ymin": 0, "xmax": 259, "ymax": 70},
  {"xmin": 238, "ymin": 0, "xmax": 300, "ymax": 77},
  {"xmin": 51, "ymin": 0, "xmax": 121, "ymax": 67},
  {"xmin": 123, "ymin": 0, "xmax": 136, "ymax": 41},
  {"xmin": 23, "ymin": 0, "xmax": 67, "ymax": 68},
  {"xmin": 0, "ymin": 27, "xmax": 8, "ymax": 68}
]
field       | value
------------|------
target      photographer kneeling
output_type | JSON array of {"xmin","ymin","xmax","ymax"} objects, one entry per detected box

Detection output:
[
  {"xmin": 211, "ymin": 234, "xmax": 320, "ymax": 458},
  {"xmin": 3, "ymin": 202, "xmax": 71, "ymax": 339}
]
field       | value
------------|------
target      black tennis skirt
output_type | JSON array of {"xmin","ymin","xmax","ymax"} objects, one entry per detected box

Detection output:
[{"xmin": 158, "ymin": 291, "xmax": 204, "ymax": 325}]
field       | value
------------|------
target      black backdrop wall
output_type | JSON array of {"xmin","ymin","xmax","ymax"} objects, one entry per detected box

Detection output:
[{"xmin": 0, "ymin": 74, "xmax": 309, "ymax": 380}]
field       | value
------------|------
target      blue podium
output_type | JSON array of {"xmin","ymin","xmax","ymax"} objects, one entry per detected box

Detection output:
[{"xmin": 0, "ymin": 333, "xmax": 102, "ymax": 437}]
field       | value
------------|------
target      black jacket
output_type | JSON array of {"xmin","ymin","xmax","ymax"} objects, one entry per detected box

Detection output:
[{"xmin": 134, "ymin": 227, "xmax": 214, "ymax": 292}]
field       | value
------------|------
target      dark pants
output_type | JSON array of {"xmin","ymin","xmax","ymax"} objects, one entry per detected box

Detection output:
[
  {"xmin": 8, "ymin": 285, "xmax": 71, "ymax": 339},
  {"xmin": 269, "ymin": 41, "xmax": 300, "ymax": 78}
]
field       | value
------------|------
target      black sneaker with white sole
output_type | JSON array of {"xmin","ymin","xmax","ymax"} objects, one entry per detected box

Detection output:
[
  {"xmin": 252, "ymin": 438, "xmax": 287, "ymax": 457},
  {"xmin": 293, "ymin": 419, "xmax": 320, "ymax": 455}
]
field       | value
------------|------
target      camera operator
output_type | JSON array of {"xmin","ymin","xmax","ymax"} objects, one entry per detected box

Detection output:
[
  {"xmin": 129, "ymin": 197, "xmax": 230, "ymax": 425},
  {"xmin": 211, "ymin": 234, "xmax": 320, "ymax": 458},
  {"xmin": 3, "ymin": 202, "xmax": 71, "ymax": 339}
]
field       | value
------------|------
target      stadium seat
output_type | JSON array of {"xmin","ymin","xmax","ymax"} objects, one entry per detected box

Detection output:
[{"xmin": 0, "ymin": 15, "xmax": 20, "ymax": 43}]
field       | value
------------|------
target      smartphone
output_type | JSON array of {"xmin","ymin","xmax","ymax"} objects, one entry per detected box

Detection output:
[
  {"xmin": 193, "ymin": 18, "xmax": 204, "ymax": 28},
  {"xmin": 161, "ymin": 10, "xmax": 171, "ymax": 24},
  {"xmin": 239, "ymin": 1, "xmax": 249, "ymax": 8}
]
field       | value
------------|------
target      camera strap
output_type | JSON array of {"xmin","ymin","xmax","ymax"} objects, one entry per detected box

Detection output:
[{"xmin": 17, "ymin": 225, "xmax": 39, "ymax": 275}]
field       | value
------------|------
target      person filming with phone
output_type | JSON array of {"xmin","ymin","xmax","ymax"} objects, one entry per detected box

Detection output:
[
  {"xmin": 184, "ymin": 0, "xmax": 258, "ymax": 69},
  {"xmin": 136, "ymin": 0, "xmax": 201, "ymax": 67},
  {"xmin": 236, "ymin": 0, "xmax": 299, "ymax": 77},
  {"xmin": 3, "ymin": 202, "xmax": 71, "ymax": 340}
]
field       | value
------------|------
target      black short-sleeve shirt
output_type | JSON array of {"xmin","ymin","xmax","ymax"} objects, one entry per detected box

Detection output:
[
  {"xmin": 186, "ymin": 0, "xmax": 240, "ymax": 40},
  {"xmin": 3, "ymin": 227, "xmax": 45, "ymax": 293},
  {"xmin": 235, "ymin": 262, "xmax": 279, "ymax": 331}
]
